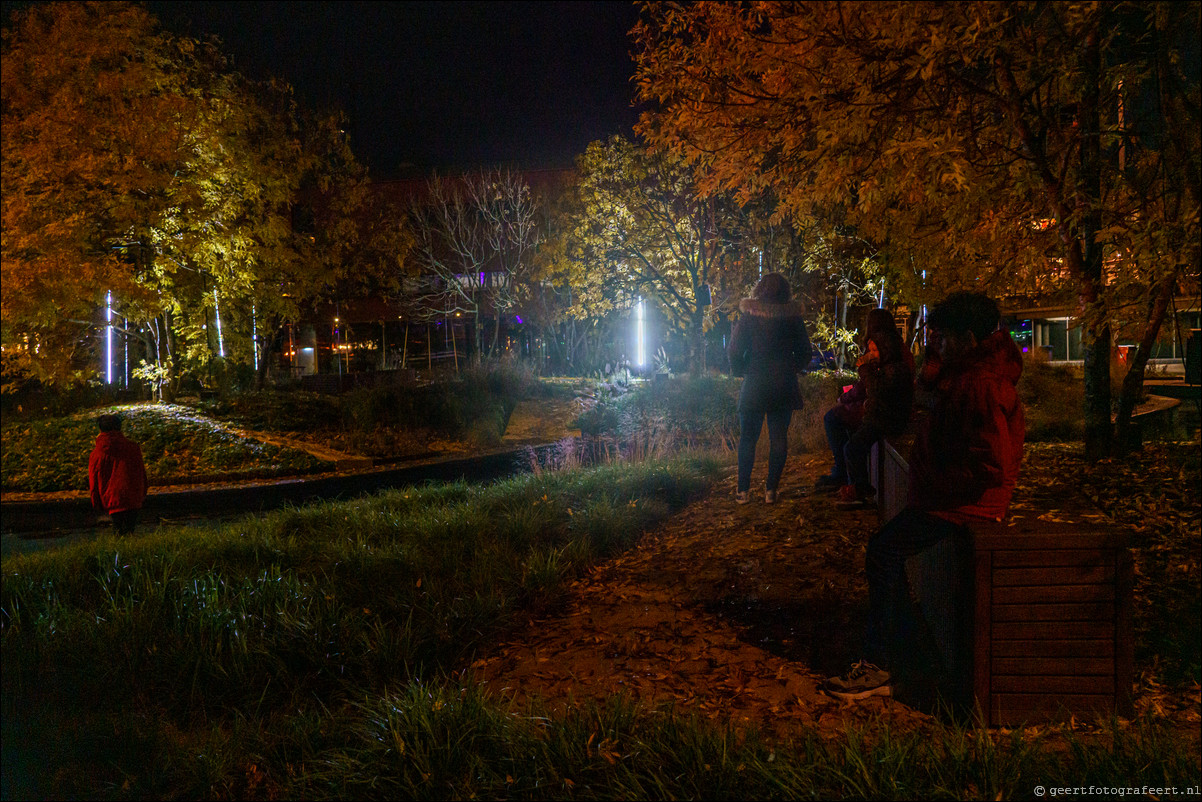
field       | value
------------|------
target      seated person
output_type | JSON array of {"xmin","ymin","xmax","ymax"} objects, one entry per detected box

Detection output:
[
  {"xmin": 821, "ymin": 291, "xmax": 1025, "ymax": 700},
  {"xmin": 815, "ymin": 307, "xmax": 914, "ymax": 509}
]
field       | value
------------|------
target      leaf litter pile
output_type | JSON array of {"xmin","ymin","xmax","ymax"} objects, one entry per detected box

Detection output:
[{"xmin": 472, "ymin": 442, "xmax": 1200, "ymax": 746}]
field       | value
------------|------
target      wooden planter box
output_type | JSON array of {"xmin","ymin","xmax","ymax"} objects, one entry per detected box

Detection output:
[{"xmin": 873, "ymin": 439, "xmax": 1134, "ymax": 726}]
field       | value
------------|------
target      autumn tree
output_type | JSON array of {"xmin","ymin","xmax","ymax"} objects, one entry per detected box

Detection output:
[
  {"xmin": 635, "ymin": 1, "xmax": 1201, "ymax": 458},
  {"xmin": 3, "ymin": 1, "xmax": 390, "ymax": 394},
  {"xmin": 2, "ymin": 1, "xmax": 187, "ymax": 385},
  {"xmin": 562, "ymin": 135, "xmax": 746, "ymax": 374}
]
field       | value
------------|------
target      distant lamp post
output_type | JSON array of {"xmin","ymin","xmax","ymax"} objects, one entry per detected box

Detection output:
[
  {"xmin": 635, "ymin": 298, "xmax": 645, "ymax": 368},
  {"xmin": 334, "ymin": 317, "xmax": 342, "ymax": 378},
  {"xmin": 105, "ymin": 290, "xmax": 113, "ymax": 385}
]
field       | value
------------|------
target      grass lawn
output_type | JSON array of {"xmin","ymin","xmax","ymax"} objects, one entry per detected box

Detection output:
[{"xmin": 3, "ymin": 439, "xmax": 1199, "ymax": 799}]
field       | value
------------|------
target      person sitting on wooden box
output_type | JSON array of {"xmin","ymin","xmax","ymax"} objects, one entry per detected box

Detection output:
[
  {"xmin": 821, "ymin": 291, "xmax": 1025, "ymax": 700},
  {"xmin": 814, "ymin": 307, "xmax": 914, "ymax": 509}
]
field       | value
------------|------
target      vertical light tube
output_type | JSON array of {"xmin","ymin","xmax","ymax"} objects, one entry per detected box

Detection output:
[
  {"xmin": 252, "ymin": 304, "xmax": 259, "ymax": 371},
  {"xmin": 636, "ymin": 298, "xmax": 645, "ymax": 367},
  {"xmin": 921, "ymin": 270, "xmax": 928, "ymax": 346},
  {"xmin": 105, "ymin": 291, "xmax": 113, "ymax": 384},
  {"xmin": 213, "ymin": 289, "xmax": 225, "ymax": 358}
]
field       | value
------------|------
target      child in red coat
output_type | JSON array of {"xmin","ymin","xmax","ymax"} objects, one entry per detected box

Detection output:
[{"xmin": 88, "ymin": 414, "xmax": 148, "ymax": 535}]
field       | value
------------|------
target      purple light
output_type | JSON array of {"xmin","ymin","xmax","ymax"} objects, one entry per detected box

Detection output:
[{"xmin": 515, "ymin": 315, "xmax": 523, "ymax": 324}]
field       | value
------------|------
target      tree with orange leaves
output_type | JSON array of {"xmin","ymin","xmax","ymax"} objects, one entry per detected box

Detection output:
[{"xmin": 635, "ymin": 1, "xmax": 1200, "ymax": 458}]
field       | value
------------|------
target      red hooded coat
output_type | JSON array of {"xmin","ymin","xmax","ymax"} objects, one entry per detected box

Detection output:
[
  {"xmin": 88, "ymin": 431, "xmax": 148, "ymax": 515},
  {"xmin": 908, "ymin": 330, "xmax": 1025, "ymax": 523}
]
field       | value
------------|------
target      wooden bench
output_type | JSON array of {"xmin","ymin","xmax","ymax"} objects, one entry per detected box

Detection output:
[{"xmin": 870, "ymin": 438, "xmax": 1134, "ymax": 726}]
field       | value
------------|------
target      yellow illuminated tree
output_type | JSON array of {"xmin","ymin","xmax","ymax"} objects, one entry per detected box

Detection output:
[{"xmin": 2, "ymin": 1, "xmax": 394, "ymax": 392}]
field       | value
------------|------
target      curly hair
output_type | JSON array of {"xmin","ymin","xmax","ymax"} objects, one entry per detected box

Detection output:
[{"xmin": 752, "ymin": 272, "xmax": 791, "ymax": 304}]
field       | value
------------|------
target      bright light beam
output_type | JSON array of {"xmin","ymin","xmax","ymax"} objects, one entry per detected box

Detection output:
[
  {"xmin": 635, "ymin": 298, "xmax": 645, "ymax": 367},
  {"xmin": 252, "ymin": 304, "xmax": 258, "ymax": 371},
  {"xmin": 105, "ymin": 291, "xmax": 113, "ymax": 384},
  {"xmin": 213, "ymin": 289, "xmax": 225, "ymax": 358}
]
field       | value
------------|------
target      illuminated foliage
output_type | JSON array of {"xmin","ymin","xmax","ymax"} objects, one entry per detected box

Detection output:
[
  {"xmin": 635, "ymin": 1, "xmax": 1200, "ymax": 457},
  {"xmin": 2, "ymin": 1, "xmax": 395, "ymax": 391},
  {"xmin": 558, "ymin": 135, "xmax": 746, "ymax": 374}
]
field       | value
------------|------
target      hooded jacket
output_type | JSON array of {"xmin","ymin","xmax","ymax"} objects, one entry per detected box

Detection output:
[
  {"xmin": 908, "ymin": 330, "xmax": 1025, "ymax": 523},
  {"xmin": 88, "ymin": 431, "xmax": 148, "ymax": 515},
  {"xmin": 727, "ymin": 298, "xmax": 812, "ymax": 413}
]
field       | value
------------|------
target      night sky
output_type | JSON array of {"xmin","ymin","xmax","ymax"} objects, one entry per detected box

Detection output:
[{"xmin": 144, "ymin": 1, "xmax": 645, "ymax": 177}]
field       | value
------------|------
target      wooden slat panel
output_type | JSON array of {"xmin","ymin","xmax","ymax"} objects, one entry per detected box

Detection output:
[
  {"xmin": 991, "ymin": 693, "xmax": 1115, "ymax": 725},
  {"xmin": 993, "ymin": 566, "xmax": 1114, "ymax": 586},
  {"xmin": 973, "ymin": 551, "xmax": 992, "ymax": 716},
  {"xmin": 992, "ymin": 550, "xmax": 1113, "ymax": 568},
  {"xmin": 993, "ymin": 621, "xmax": 1113, "ymax": 640},
  {"xmin": 1116, "ymin": 550, "xmax": 1135, "ymax": 717},
  {"xmin": 993, "ymin": 584, "xmax": 1114, "ymax": 604},
  {"xmin": 993, "ymin": 639, "xmax": 1114, "ymax": 657},
  {"xmin": 992, "ymin": 675, "xmax": 1115, "ymax": 694},
  {"xmin": 993, "ymin": 657, "xmax": 1113, "ymax": 675},
  {"xmin": 974, "ymin": 529, "xmax": 1127, "ymax": 552},
  {"xmin": 992, "ymin": 602, "xmax": 1114, "ymax": 622}
]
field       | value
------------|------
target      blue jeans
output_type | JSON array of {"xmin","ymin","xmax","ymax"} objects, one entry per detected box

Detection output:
[
  {"xmin": 737, "ymin": 408, "xmax": 793, "ymax": 493},
  {"xmin": 864, "ymin": 508, "xmax": 965, "ymax": 670}
]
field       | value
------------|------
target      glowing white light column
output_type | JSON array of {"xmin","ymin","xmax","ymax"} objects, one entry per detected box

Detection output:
[
  {"xmin": 252, "ymin": 304, "xmax": 259, "ymax": 371},
  {"xmin": 213, "ymin": 289, "xmax": 225, "ymax": 357},
  {"xmin": 105, "ymin": 291, "xmax": 113, "ymax": 384},
  {"xmin": 635, "ymin": 298, "xmax": 645, "ymax": 367}
]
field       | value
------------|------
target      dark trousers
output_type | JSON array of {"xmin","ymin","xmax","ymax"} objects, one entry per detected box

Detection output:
[
  {"xmin": 110, "ymin": 509, "xmax": 140, "ymax": 535},
  {"xmin": 737, "ymin": 408, "xmax": 793, "ymax": 493},
  {"xmin": 823, "ymin": 406, "xmax": 854, "ymax": 482},
  {"xmin": 864, "ymin": 507, "xmax": 965, "ymax": 670},
  {"xmin": 823, "ymin": 407, "xmax": 883, "ymax": 492},
  {"xmin": 845, "ymin": 419, "xmax": 885, "ymax": 494}
]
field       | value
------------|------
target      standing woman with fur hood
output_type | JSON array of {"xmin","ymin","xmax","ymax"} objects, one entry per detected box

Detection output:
[{"xmin": 727, "ymin": 272, "xmax": 813, "ymax": 504}]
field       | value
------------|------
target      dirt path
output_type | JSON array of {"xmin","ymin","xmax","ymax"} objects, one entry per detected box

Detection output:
[
  {"xmin": 472, "ymin": 455, "xmax": 936, "ymax": 739},
  {"xmin": 471, "ymin": 448, "xmax": 1201, "ymax": 744}
]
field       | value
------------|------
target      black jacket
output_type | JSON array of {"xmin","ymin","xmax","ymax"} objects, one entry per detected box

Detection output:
[{"xmin": 728, "ymin": 298, "xmax": 812, "ymax": 413}]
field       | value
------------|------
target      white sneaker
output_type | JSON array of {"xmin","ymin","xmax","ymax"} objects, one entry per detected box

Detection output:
[
  {"xmin": 764, "ymin": 489, "xmax": 778, "ymax": 504},
  {"xmin": 735, "ymin": 491, "xmax": 750, "ymax": 505}
]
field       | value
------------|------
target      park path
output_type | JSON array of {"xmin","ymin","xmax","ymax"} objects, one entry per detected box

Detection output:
[{"xmin": 470, "ymin": 455, "xmax": 936, "ymax": 739}]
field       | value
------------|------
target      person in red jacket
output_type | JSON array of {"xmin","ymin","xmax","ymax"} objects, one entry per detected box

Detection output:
[
  {"xmin": 822, "ymin": 291, "xmax": 1024, "ymax": 700},
  {"xmin": 88, "ymin": 413, "xmax": 148, "ymax": 535}
]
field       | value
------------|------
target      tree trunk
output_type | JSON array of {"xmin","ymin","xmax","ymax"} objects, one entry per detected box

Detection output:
[
  {"xmin": 689, "ymin": 307, "xmax": 705, "ymax": 375},
  {"xmin": 164, "ymin": 310, "xmax": 181, "ymax": 402},
  {"xmin": 1114, "ymin": 271, "xmax": 1179, "ymax": 454},
  {"xmin": 255, "ymin": 324, "xmax": 283, "ymax": 391},
  {"xmin": 1079, "ymin": 25, "xmax": 1112, "ymax": 462}
]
